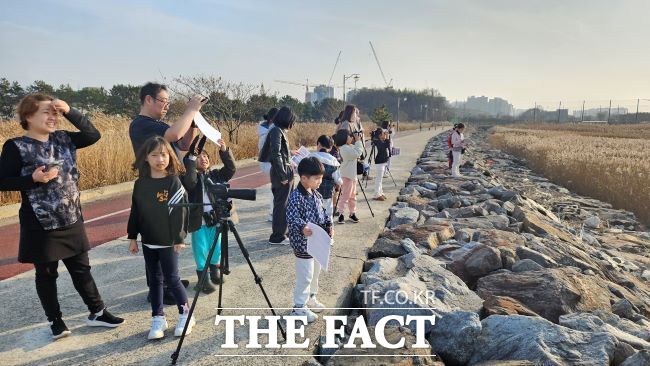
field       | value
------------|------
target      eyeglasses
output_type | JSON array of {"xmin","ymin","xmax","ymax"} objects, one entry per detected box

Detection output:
[{"xmin": 154, "ymin": 97, "xmax": 170, "ymax": 106}]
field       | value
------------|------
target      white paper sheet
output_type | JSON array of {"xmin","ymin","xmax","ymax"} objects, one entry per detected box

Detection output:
[
  {"xmin": 194, "ymin": 112, "xmax": 222, "ymax": 145},
  {"xmin": 306, "ymin": 222, "xmax": 333, "ymax": 271},
  {"xmin": 290, "ymin": 145, "xmax": 312, "ymax": 168}
]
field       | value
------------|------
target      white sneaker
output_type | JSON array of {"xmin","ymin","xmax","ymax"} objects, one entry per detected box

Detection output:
[
  {"xmin": 290, "ymin": 306, "xmax": 318, "ymax": 323},
  {"xmin": 147, "ymin": 316, "xmax": 168, "ymax": 340},
  {"xmin": 306, "ymin": 296, "xmax": 326, "ymax": 313},
  {"xmin": 174, "ymin": 313, "xmax": 196, "ymax": 337}
]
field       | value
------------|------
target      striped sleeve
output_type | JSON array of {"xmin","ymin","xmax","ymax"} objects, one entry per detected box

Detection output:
[{"xmin": 168, "ymin": 177, "xmax": 188, "ymax": 244}]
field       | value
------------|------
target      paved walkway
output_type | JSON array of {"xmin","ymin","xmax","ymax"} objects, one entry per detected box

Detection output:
[{"xmin": 0, "ymin": 127, "xmax": 445, "ymax": 366}]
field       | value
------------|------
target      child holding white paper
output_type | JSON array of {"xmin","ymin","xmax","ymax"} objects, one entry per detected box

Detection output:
[{"xmin": 286, "ymin": 157, "xmax": 333, "ymax": 323}]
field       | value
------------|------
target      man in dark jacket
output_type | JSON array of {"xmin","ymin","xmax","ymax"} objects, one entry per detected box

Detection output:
[{"xmin": 187, "ymin": 138, "xmax": 236, "ymax": 293}]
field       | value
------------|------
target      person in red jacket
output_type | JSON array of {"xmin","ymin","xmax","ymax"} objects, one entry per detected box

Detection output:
[{"xmin": 447, "ymin": 124, "xmax": 458, "ymax": 169}]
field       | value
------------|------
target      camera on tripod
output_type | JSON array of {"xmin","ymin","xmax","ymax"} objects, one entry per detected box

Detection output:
[{"xmin": 204, "ymin": 179, "xmax": 256, "ymax": 202}]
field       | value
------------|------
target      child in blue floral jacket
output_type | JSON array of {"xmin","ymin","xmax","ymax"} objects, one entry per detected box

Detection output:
[{"xmin": 286, "ymin": 157, "xmax": 332, "ymax": 323}]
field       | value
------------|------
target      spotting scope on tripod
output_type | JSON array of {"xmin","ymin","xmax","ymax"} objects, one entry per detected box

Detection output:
[{"xmin": 169, "ymin": 179, "xmax": 286, "ymax": 364}]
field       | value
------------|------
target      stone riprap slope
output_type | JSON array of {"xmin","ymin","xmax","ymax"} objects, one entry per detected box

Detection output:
[{"xmin": 324, "ymin": 129, "xmax": 649, "ymax": 365}]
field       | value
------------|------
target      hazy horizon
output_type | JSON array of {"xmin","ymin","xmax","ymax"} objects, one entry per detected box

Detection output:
[{"xmin": 1, "ymin": 0, "xmax": 649, "ymax": 110}]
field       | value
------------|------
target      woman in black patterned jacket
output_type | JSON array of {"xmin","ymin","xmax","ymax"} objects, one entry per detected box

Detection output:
[{"xmin": 0, "ymin": 94, "xmax": 124, "ymax": 340}]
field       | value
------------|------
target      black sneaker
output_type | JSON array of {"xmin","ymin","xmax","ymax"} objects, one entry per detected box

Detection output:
[
  {"xmin": 338, "ymin": 214, "xmax": 345, "ymax": 224},
  {"xmin": 86, "ymin": 308, "xmax": 124, "ymax": 328},
  {"xmin": 50, "ymin": 318, "xmax": 71, "ymax": 340},
  {"xmin": 349, "ymin": 214, "xmax": 360, "ymax": 223}
]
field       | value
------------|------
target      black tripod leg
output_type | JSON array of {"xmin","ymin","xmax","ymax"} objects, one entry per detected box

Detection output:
[
  {"xmin": 356, "ymin": 177, "xmax": 375, "ymax": 217},
  {"xmin": 227, "ymin": 221, "xmax": 287, "ymax": 341},
  {"xmin": 333, "ymin": 189, "xmax": 342, "ymax": 215},
  {"xmin": 217, "ymin": 224, "xmax": 229, "ymax": 315},
  {"xmin": 365, "ymin": 146, "xmax": 375, "ymax": 189},
  {"xmin": 387, "ymin": 167, "xmax": 397, "ymax": 187},
  {"xmin": 171, "ymin": 223, "xmax": 224, "ymax": 365}
]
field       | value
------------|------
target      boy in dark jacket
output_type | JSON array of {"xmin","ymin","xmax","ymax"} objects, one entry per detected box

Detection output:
[
  {"xmin": 187, "ymin": 137, "xmax": 236, "ymax": 294},
  {"xmin": 309, "ymin": 135, "xmax": 342, "ymax": 217}
]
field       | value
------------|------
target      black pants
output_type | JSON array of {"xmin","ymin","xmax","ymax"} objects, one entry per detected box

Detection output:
[
  {"xmin": 142, "ymin": 246, "xmax": 188, "ymax": 317},
  {"xmin": 269, "ymin": 165, "xmax": 293, "ymax": 242},
  {"xmin": 34, "ymin": 251, "xmax": 105, "ymax": 322}
]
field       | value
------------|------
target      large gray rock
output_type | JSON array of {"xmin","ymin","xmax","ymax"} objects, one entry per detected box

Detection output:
[
  {"xmin": 515, "ymin": 246, "xmax": 558, "ymax": 268},
  {"xmin": 447, "ymin": 243, "xmax": 502, "ymax": 287},
  {"xmin": 364, "ymin": 253, "xmax": 482, "ymax": 335},
  {"xmin": 428, "ymin": 311, "xmax": 481, "ymax": 365},
  {"xmin": 559, "ymin": 312, "xmax": 650, "ymax": 350},
  {"xmin": 468, "ymin": 315, "xmax": 617, "ymax": 365},
  {"xmin": 614, "ymin": 342, "xmax": 637, "ymax": 366},
  {"xmin": 326, "ymin": 326, "xmax": 437, "ymax": 366},
  {"xmin": 511, "ymin": 259, "xmax": 544, "ymax": 272},
  {"xmin": 592, "ymin": 310, "xmax": 650, "ymax": 342},
  {"xmin": 476, "ymin": 268, "xmax": 612, "ymax": 323},
  {"xmin": 585, "ymin": 215, "xmax": 602, "ymax": 229},
  {"xmin": 488, "ymin": 186, "xmax": 517, "ymax": 201},
  {"xmin": 367, "ymin": 238, "xmax": 407, "ymax": 259},
  {"xmin": 388, "ymin": 207, "xmax": 420, "ymax": 228},
  {"xmin": 402, "ymin": 254, "xmax": 484, "ymax": 313},
  {"xmin": 612, "ymin": 299, "xmax": 643, "ymax": 322},
  {"xmin": 361, "ymin": 257, "xmax": 403, "ymax": 286},
  {"xmin": 621, "ymin": 350, "xmax": 650, "ymax": 366}
]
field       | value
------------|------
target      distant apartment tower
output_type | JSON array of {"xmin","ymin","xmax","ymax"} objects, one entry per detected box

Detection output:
[
  {"xmin": 313, "ymin": 85, "xmax": 334, "ymax": 103},
  {"xmin": 460, "ymin": 96, "xmax": 513, "ymax": 117}
]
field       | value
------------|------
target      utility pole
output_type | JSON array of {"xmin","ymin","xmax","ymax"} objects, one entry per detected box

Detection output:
[
  {"xmin": 533, "ymin": 102, "xmax": 537, "ymax": 122},
  {"xmin": 636, "ymin": 98, "xmax": 640, "ymax": 123},
  {"xmin": 581, "ymin": 100, "xmax": 585, "ymax": 122},
  {"xmin": 607, "ymin": 99, "xmax": 612, "ymax": 124},
  {"xmin": 343, "ymin": 73, "xmax": 359, "ymax": 102},
  {"xmin": 557, "ymin": 101, "xmax": 562, "ymax": 123}
]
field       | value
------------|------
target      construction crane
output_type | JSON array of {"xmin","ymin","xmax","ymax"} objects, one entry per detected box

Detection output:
[
  {"xmin": 328, "ymin": 51, "xmax": 342, "ymax": 87},
  {"xmin": 369, "ymin": 41, "xmax": 393, "ymax": 88},
  {"xmin": 274, "ymin": 79, "xmax": 343, "ymax": 90}
]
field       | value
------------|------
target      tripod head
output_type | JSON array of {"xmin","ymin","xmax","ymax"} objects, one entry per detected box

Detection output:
[{"xmin": 203, "ymin": 178, "xmax": 256, "ymax": 221}]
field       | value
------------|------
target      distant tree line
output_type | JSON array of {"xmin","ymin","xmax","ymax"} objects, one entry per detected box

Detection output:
[
  {"xmin": 350, "ymin": 87, "xmax": 451, "ymax": 122},
  {"xmin": 1, "ymin": 77, "xmax": 454, "ymax": 125}
]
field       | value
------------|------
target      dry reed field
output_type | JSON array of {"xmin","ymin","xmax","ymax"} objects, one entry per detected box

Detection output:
[
  {"xmin": 0, "ymin": 113, "xmax": 422, "ymax": 206},
  {"xmin": 489, "ymin": 123, "xmax": 650, "ymax": 225}
]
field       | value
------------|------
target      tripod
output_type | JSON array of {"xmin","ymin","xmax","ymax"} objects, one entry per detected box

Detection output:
[
  {"xmin": 170, "ymin": 197, "xmax": 286, "ymax": 364},
  {"xmin": 332, "ymin": 175, "xmax": 375, "ymax": 218}
]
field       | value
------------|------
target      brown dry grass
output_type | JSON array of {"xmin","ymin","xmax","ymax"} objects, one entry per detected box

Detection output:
[
  {"xmin": 0, "ymin": 114, "xmax": 425, "ymax": 206},
  {"xmin": 489, "ymin": 124, "xmax": 650, "ymax": 225}
]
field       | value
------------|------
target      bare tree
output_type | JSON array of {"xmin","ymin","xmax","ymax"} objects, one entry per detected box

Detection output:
[{"xmin": 170, "ymin": 74, "xmax": 257, "ymax": 143}]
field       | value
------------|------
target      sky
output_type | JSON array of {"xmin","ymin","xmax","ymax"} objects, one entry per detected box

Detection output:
[{"xmin": 1, "ymin": 0, "xmax": 649, "ymax": 110}]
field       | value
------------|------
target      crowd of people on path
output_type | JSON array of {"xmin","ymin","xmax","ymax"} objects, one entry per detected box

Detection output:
[{"xmin": 0, "ymin": 82, "xmax": 462, "ymax": 342}]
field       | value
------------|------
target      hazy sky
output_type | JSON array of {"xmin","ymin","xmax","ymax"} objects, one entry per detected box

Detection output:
[{"xmin": 1, "ymin": 0, "xmax": 649, "ymax": 109}]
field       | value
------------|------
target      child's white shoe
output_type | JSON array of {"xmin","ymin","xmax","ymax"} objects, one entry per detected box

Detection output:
[
  {"xmin": 147, "ymin": 316, "xmax": 168, "ymax": 340},
  {"xmin": 174, "ymin": 313, "xmax": 196, "ymax": 337},
  {"xmin": 306, "ymin": 296, "xmax": 325, "ymax": 313},
  {"xmin": 290, "ymin": 306, "xmax": 318, "ymax": 323}
]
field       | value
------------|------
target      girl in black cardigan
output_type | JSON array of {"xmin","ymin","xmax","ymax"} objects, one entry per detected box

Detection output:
[{"xmin": 0, "ymin": 94, "xmax": 124, "ymax": 340}]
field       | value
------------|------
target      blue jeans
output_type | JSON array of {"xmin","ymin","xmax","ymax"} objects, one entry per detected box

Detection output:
[
  {"xmin": 142, "ymin": 246, "xmax": 188, "ymax": 316},
  {"xmin": 191, "ymin": 226, "xmax": 221, "ymax": 271}
]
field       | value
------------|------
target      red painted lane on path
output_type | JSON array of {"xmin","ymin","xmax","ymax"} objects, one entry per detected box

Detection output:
[{"xmin": 0, "ymin": 164, "xmax": 269, "ymax": 280}]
